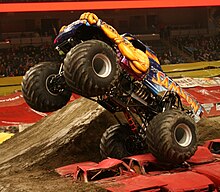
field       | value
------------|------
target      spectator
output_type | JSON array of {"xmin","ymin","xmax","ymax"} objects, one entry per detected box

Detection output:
[
  {"xmin": 173, "ymin": 35, "xmax": 220, "ymax": 62},
  {"xmin": 0, "ymin": 44, "xmax": 59, "ymax": 77}
]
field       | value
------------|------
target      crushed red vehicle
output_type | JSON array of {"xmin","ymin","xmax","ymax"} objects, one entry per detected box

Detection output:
[
  {"xmin": 56, "ymin": 140, "xmax": 220, "ymax": 191},
  {"xmin": 203, "ymin": 139, "xmax": 220, "ymax": 159},
  {"xmin": 56, "ymin": 158, "xmax": 133, "ymax": 182}
]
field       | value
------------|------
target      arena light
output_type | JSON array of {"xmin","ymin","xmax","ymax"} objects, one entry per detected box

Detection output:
[{"xmin": 0, "ymin": 0, "xmax": 220, "ymax": 12}]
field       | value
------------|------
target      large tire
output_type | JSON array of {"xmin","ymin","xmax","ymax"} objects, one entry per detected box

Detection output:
[
  {"xmin": 63, "ymin": 40, "xmax": 119, "ymax": 97},
  {"xmin": 146, "ymin": 110, "xmax": 197, "ymax": 165},
  {"xmin": 100, "ymin": 124, "xmax": 141, "ymax": 159},
  {"xmin": 22, "ymin": 62, "xmax": 72, "ymax": 112}
]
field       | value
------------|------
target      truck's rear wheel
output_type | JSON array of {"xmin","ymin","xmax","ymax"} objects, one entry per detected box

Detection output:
[
  {"xmin": 22, "ymin": 62, "xmax": 72, "ymax": 112},
  {"xmin": 64, "ymin": 40, "xmax": 119, "ymax": 97},
  {"xmin": 146, "ymin": 110, "xmax": 197, "ymax": 165},
  {"xmin": 100, "ymin": 124, "xmax": 140, "ymax": 159}
]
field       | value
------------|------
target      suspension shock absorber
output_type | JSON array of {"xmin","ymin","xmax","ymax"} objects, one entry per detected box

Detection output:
[{"xmin": 134, "ymin": 82, "xmax": 150, "ymax": 101}]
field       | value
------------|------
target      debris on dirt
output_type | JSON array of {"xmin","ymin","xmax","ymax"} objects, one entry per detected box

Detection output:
[{"xmin": 0, "ymin": 169, "xmax": 107, "ymax": 192}]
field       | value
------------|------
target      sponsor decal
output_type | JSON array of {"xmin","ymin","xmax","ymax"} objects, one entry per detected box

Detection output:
[
  {"xmin": 201, "ymin": 103, "xmax": 214, "ymax": 114},
  {"xmin": 153, "ymin": 71, "xmax": 202, "ymax": 114}
]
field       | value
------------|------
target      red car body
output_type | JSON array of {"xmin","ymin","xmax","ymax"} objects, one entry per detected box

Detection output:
[{"xmin": 56, "ymin": 140, "xmax": 220, "ymax": 191}]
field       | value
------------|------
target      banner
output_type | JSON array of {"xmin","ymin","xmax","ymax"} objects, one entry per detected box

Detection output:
[
  {"xmin": 172, "ymin": 77, "xmax": 220, "ymax": 117},
  {"xmin": 174, "ymin": 77, "xmax": 220, "ymax": 88},
  {"xmin": 185, "ymin": 86, "xmax": 220, "ymax": 117}
]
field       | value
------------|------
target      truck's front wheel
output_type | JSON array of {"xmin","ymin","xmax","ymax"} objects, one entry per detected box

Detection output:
[{"xmin": 63, "ymin": 40, "xmax": 119, "ymax": 97}]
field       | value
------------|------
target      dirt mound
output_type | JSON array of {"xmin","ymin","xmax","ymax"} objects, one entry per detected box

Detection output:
[
  {"xmin": 0, "ymin": 97, "xmax": 117, "ymax": 191},
  {"xmin": 0, "ymin": 98, "xmax": 220, "ymax": 191},
  {"xmin": 0, "ymin": 97, "xmax": 119, "ymax": 175},
  {"xmin": 197, "ymin": 116, "xmax": 220, "ymax": 144}
]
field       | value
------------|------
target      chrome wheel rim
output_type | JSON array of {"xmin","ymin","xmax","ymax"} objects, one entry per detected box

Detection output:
[
  {"xmin": 174, "ymin": 123, "xmax": 192, "ymax": 147},
  {"xmin": 92, "ymin": 53, "xmax": 112, "ymax": 78}
]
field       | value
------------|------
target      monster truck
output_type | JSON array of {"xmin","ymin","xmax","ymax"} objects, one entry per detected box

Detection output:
[{"xmin": 22, "ymin": 12, "xmax": 203, "ymax": 165}]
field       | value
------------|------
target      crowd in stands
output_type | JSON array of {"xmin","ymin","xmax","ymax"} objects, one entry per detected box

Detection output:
[
  {"xmin": 157, "ymin": 51, "xmax": 186, "ymax": 65},
  {"xmin": 0, "ymin": 44, "xmax": 59, "ymax": 77},
  {"xmin": 1, "ymin": 33, "xmax": 220, "ymax": 77},
  {"xmin": 147, "ymin": 40, "xmax": 186, "ymax": 65},
  {"xmin": 173, "ymin": 35, "xmax": 220, "ymax": 62}
]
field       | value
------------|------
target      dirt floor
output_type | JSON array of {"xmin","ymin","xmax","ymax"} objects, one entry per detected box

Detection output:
[{"xmin": 0, "ymin": 97, "xmax": 220, "ymax": 192}]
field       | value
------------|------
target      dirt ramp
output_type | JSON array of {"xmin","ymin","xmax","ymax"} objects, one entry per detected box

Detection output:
[
  {"xmin": 1, "ymin": 95, "xmax": 219, "ymax": 175},
  {"xmin": 0, "ymin": 97, "xmax": 118, "ymax": 174}
]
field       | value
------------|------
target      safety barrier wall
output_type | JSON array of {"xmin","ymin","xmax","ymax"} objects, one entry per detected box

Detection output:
[
  {"xmin": 162, "ymin": 60, "xmax": 220, "ymax": 78},
  {"xmin": 0, "ymin": 76, "xmax": 22, "ymax": 96}
]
